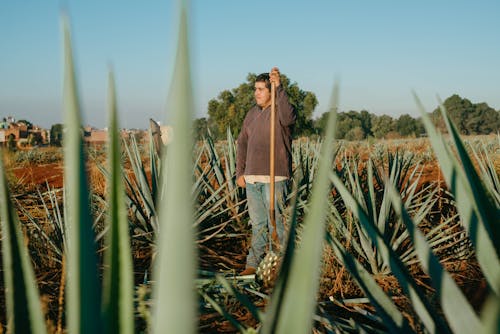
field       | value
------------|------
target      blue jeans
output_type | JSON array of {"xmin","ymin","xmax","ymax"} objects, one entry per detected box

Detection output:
[{"xmin": 245, "ymin": 180, "xmax": 288, "ymax": 268}]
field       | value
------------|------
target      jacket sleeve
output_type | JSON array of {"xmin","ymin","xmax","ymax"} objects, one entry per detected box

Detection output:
[
  {"xmin": 236, "ymin": 120, "xmax": 248, "ymax": 178},
  {"xmin": 276, "ymin": 86, "xmax": 297, "ymax": 126}
]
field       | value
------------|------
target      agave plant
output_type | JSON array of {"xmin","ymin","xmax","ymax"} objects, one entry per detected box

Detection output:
[
  {"xmin": 328, "ymin": 149, "xmax": 471, "ymax": 276},
  {"xmin": 14, "ymin": 186, "xmax": 66, "ymax": 266},
  {"xmin": 320, "ymin": 96, "xmax": 500, "ymax": 333},
  {"xmin": 192, "ymin": 127, "xmax": 248, "ymax": 242},
  {"xmin": 467, "ymin": 135, "xmax": 500, "ymax": 206}
]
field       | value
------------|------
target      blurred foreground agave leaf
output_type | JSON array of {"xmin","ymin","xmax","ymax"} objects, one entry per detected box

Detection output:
[
  {"xmin": 101, "ymin": 70, "xmax": 134, "ymax": 334},
  {"xmin": 152, "ymin": 2, "xmax": 197, "ymax": 334},
  {"xmin": 330, "ymin": 171, "xmax": 452, "ymax": 333},
  {"xmin": 0, "ymin": 152, "xmax": 47, "ymax": 334},
  {"xmin": 415, "ymin": 94, "xmax": 500, "ymax": 295},
  {"xmin": 61, "ymin": 14, "xmax": 103, "ymax": 334},
  {"xmin": 386, "ymin": 182, "xmax": 483, "ymax": 333},
  {"xmin": 261, "ymin": 84, "xmax": 339, "ymax": 334}
]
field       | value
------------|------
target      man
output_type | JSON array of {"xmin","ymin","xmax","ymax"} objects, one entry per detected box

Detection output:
[{"xmin": 236, "ymin": 67, "xmax": 296, "ymax": 276}]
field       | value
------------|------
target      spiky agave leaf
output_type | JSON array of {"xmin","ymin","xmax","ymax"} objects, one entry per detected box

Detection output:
[
  {"xmin": 61, "ymin": 14, "xmax": 102, "ymax": 333},
  {"xmin": 262, "ymin": 84, "xmax": 339, "ymax": 333},
  {"xmin": 0, "ymin": 151, "xmax": 47, "ymax": 334},
  {"xmin": 386, "ymin": 182, "xmax": 484, "ymax": 334},
  {"xmin": 468, "ymin": 138, "xmax": 500, "ymax": 206},
  {"xmin": 152, "ymin": 2, "xmax": 196, "ymax": 333},
  {"xmin": 325, "ymin": 233, "xmax": 413, "ymax": 333},
  {"xmin": 122, "ymin": 133, "xmax": 158, "ymax": 239},
  {"xmin": 481, "ymin": 291, "xmax": 500, "ymax": 334},
  {"xmin": 330, "ymin": 171, "xmax": 452, "ymax": 333},
  {"xmin": 332, "ymin": 150, "xmax": 437, "ymax": 275},
  {"xmin": 101, "ymin": 70, "xmax": 134, "ymax": 334},
  {"xmin": 415, "ymin": 93, "xmax": 500, "ymax": 295}
]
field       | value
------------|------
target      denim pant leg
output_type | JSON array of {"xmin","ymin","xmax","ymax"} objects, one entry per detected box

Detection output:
[
  {"xmin": 246, "ymin": 181, "xmax": 288, "ymax": 268},
  {"xmin": 272, "ymin": 180, "xmax": 288, "ymax": 251},
  {"xmin": 246, "ymin": 182, "xmax": 268, "ymax": 268}
]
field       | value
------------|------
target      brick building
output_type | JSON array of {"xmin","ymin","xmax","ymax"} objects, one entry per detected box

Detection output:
[{"xmin": 0, "ymin": 118, "xmax": 48, "ymax": 147}]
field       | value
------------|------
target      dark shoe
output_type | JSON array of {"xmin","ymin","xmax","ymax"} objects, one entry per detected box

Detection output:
[{"xmin": 239, "ymin": 267, "xmax": 256, "ymax": 276}]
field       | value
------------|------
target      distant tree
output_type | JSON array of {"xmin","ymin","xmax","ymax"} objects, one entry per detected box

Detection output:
[
  {"xmin": 207, "ymin": 89, "xmax": 243, "ymax": 140},
  {"xmin": 207, "ymin": 73, "xmax": 318, "ymax": 140},
  {"xmin": 359, "ymin": 110, "xmax": 373, "ymax": 137},
  {"xmin": 433, "ymin": 94, "xmax": 474, "ymax": 134},
  {"xmin": 371, "ymin": 114, "xmax": 395, "ymax": 139},
  {"xmin": 193, "ymin": 117, "xmax": 208, "ymax": 141},
  {"xmin": 336, "ymin": 111, "xmax": 363, "ymax": 139},
  {"xmin": 7, "ymin": 133, "xmax": 16, "ymax": 151},
  {"xmin": 345, "ymin": 126, "xmax": 365, "ymax": 141},
  {"xmin": 50, "ymin": 123, "xmax": 64, "ymax": 146},
  {"xmin": 314, "ymin": 109, "xmax": 373, "ymax": 139},
  {"xmin": 313, "ymin": 110, "xmax": 330, "ymax": 135},
  {"xmin": 282, "ymin": 76, "xmax": 318, "ymax": 137},
  {"xmin": 17, "ymin": 119, "xmax": 33, "ymax": 128},
  {"xmin": 464, "ymin": 102, "xmax": 500, "ymax": 134},
  {"xmin": 432, "ymin": 94, "xmax": 500, "ymax": 135},
  {"xmin": 415, "ymin": 117, "xmax": 426, "ymax": 136},
  {"xmin": 396, "ymin": 114, "xmax": 419, "ymax": 137}
]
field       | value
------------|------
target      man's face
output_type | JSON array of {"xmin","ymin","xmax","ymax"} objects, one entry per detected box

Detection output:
[{"xmin": 254, "ymin": 81, "xmax": 271, "ymax": 108}]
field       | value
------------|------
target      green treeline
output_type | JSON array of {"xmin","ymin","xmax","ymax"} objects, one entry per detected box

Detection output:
[
  {"xmin": 314, "ymin": 94, "xmax": 500, "ymax": 140},
  {"xmin": 195, "ymin": 73, "xmax": 500, "ymax": 141}
]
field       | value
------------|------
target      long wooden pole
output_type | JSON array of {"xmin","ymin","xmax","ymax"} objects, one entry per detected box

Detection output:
[{"xmin": 270, "ymin": 81, "xmax": 277, "ymax": 244}]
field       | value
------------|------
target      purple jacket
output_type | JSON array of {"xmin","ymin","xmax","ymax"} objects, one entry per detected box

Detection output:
[{"xmin": 236, "ymin": 86, "xmax": 296, "ymax": 179}]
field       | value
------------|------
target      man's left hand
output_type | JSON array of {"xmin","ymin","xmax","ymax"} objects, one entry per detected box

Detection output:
[
  {"xmin": 236, "ymin": 175, "xmax": 246, "ymax": 188},
  {"xmin": 270, "ymin": 67, "xmax": 280, "ymax": 88}
]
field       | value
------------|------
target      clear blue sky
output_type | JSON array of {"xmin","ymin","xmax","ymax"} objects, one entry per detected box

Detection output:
[{"xmin": 1, "ymin": 0, "xmax": 499, "ymax": 129}]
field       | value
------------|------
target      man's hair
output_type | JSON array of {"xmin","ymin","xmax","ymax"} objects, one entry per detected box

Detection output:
[{"xmin": 255, "ymin": 73, "xmax": 271, "ymax": 91}]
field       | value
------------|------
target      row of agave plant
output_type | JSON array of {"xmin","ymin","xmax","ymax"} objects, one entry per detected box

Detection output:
[{"xmin": 1, "ymin": 4, "xmax": 500, "ymax": 334}]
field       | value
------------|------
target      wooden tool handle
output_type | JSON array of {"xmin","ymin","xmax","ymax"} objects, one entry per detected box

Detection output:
[{"xmin": 270, "ymin": 82, "xmax": 277, "ymax": 244}]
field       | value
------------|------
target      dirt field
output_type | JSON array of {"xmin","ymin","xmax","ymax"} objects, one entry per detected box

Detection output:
[{"xmin": 11, "ymin": 163, "xmax": 64, "ymax": 188}]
